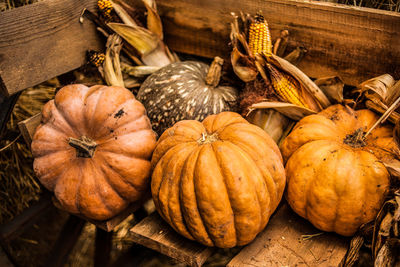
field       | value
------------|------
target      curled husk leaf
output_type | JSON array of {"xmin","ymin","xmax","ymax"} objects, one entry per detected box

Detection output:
[
  {"xmin": 121, "ymin": 62, "xmax": 161, "ymax": 77},
  {"xmin": 355, "ymin": 74, "xmax": 395, "ymax": 103}
]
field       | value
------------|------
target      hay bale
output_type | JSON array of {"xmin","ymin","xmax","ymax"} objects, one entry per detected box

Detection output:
[{"xmin": 0, "ymin": 79, "xmax": 58, "ymax": 224}]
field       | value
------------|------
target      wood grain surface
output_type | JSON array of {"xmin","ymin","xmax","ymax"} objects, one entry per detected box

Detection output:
[
  {"xmin": 0, "ymin": 0, "xmax": 103, "ymax": 96},
  {"xmin": 130, "ymin": 212, "xmax": 214, "ymax": 267},
  {"xmin": 227, "ymin": 203, "xmax": 348, "ymax": 267},
  {"xmin": 128, "ymin": 0, "xmax": 400, "ymax": 86}
]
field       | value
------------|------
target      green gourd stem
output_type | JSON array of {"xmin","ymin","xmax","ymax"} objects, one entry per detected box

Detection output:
[
  {"xmin": 68, "ymin": 136, "xmax": 97, "ymax": 158},
  {"xmin": 205, "ymin": 56, "xmax": 224, "ymax": 87}
]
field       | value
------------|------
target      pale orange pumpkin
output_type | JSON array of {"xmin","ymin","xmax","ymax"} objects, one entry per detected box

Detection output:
[
  {"xmin": 32, "ymin": 84, "xmax": 157, "ymax": 220},
  {"xmin": 151, "ymin": 112, "xmax": 286, "ymax": 247},
  {"xmin": 280, "ymin": 105, "xmax": 398, "ymax": 236}
]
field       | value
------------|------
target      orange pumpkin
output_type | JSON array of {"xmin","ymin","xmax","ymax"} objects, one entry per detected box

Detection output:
[
  {"xmin": 32, "ymin": 84, "xmax": 157, "ymax": 220},
  {"xmin": 151, "ymin": 112, "xmax": 286, "ymax": 247},
  {"xmin": 280, "ymin": 105, "xmax": 398, "ymax": 236}
]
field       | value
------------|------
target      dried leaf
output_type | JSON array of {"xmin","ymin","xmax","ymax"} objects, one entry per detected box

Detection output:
[
  {"xmin": 283, "ymin": 46, "xmax": 307, "ymax": 66},
  {"xmin": 395, "ymin": 120, "xmax": 400, "ymax": 149},
  {"xmin": 108, "ymin": 22, "xmax": 159, "ymax": 56},
  {"xmin": 386, "ymin": 80, "xmax": 400, "ymax": 106},
  {"xmin": 231, "ymin": 48, "xmax": 258, "ymax": 82},
  {"xmin": 246, "ymin": 109, "xmax": 290, "ymax": 143},
  {"xmin": 142, "ymin": 0, "xmax": 163, "ymax": 40},
  {"xmin": 356, "ymin": 74, "xmax": 395, "ymax": 102},
  {"xmin": 273, "ymin": 30, "xmax": 289, "ymax": 57},
  {"xmin": 103, "ymin": 34, "xmax": 124, "ymax": 87},
  {"xmin": 314, "ymin": 76, "xmax": 344, "ymax": 104},
  {"xmin": 269, "ymin": 54, "xmax": 331, "ymax": 109},
  {"xmin": 249, "ymin": 101, "xmax": 316, "ymax": 121},
  {"xmin": 110, "ymin": 0, "xmax": 137, "ymax": 26},
  {"xmin": 141, "ymin": 43, "xmax": 173, "ymax": 67},
  {"xmin": 383, "ymin": 160, "xmax": 400, "ymax": 182}
]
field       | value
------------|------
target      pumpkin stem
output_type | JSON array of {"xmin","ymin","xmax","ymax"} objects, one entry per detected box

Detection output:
[
  {"xmin": 344, "ymin": 128, "xmax": 366, "ymax": 148},
  {"xmin": 197, "ymin": 132, "xmax": 218, "ymax": 145},
  {"xmin": 205, "ymin": 57, "xmax": 224, "ymax": 87},
  {"xmin": 68, "ymin": 136, "xmax": 97, "ymax": 158}
]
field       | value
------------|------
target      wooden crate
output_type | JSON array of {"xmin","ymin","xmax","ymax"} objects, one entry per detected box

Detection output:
[{"xmin": 6, "ymin": 0, "xmax": 400, "ymax": 266}]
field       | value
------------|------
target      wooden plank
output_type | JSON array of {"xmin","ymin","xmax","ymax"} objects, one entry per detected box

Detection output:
[
  {"xmin": 18, "ymin": 113, "xmax": 41, "ymax": 146},
  {"xmin": 129, "ymin": 212, "xmax": 214, "ymax": 267},
  {"xmin": 227, "ymin": 203, "xmax": 348, "ymax": 267},
  {"xmin": 44, "ymin": 215, "xmax": 85, "ymax": 267},
  {"xmin": 127, "ymin": 0, "xmax": 400, "ymax": 86},
  {"xmin": 0, "ymin": 193, "xmax": 53, "ymax": 244},
  {"xmin": 0, "ymin": 0, "xmax": 103, "ymax": 96}
]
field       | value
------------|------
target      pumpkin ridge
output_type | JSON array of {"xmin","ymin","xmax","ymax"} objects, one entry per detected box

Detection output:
[
  {"xmin": 100, "ymin": 152, "xmax": 147, "ymax": 194},
  {"xmin": 209, "ymin": 143, "xmax": 237, "ymax": 245},
  {"xmin": 212, "ymin": 141, "xmax": 263, "ymax": 246},
  {"xmin": 97, "ymin": 129, "xmax": 155, "ymax": 159},
  {"xmin": 180, "ymin": 147, "xmax": 214, "ymax": 246},
  {"xmin": 223, "ymin": 138, "xmax": 275, "ymax": 219},
  {"xmin": 90, "ymin": 159, "xmax": 126, "ymax": 215},
  {"xmin": 95, "ymin": 156, "xmax": 132, "ymax": 202},
  {"xmin": 84, "ymin": 85, "xmax": 103, "ymax": 137},
  {"xmin": 166, "ymin": 144, "xmax": 197, "ymax": 240},
  {"xmin": 218, "ymin": 141, "xmax": 268, "ymax": 234},
  {"xmin": 156, "ymin": 145, "xmax": 187, "ymax": 227},
  {"xmin": 193, "ymin": 145, "xmax": 217, "ymax": 247}
]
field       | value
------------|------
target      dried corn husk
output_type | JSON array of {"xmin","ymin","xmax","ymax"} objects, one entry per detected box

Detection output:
[
  {"xmin": 314, "ymin": 76, "xmax": 344, "ymax": 104},
  {"xmin": 103, "ymin": 34, "xmax": 124, "ymax": 87},
  {"xmin": 372, "ymin": 191, "xmax": 400, "ymax": 266},
  {"xmin": 283, "ymin": 46, "xmax": 307, "ymax": 66},
  {"xmin": 142, "ymin": 0, "xmax": 163, "ymax": 39},
  {"xmin": 247, "ymin": 109, "xmax": 290, "ymax": 143},
  {"xmin": 355, "ymin": 74, "xmax": 395, "ymax": 103},
  {"xmin": 110, "ymin": 0, "xmax": 137, "ymax": 26},
  {"xmin": 268, "ymin": 54, "xmax": 331, "ymax": 110},
  {"xmin": 229, "ymin": 14, "xmax": 330, "ymax": 119},
  {"xmin": 249, "ymin": 101, "xmax": 316, "ymax": 121},
  {"xmin": 121, "ymin": 62, "xmax": 160, "ymax": 77}
]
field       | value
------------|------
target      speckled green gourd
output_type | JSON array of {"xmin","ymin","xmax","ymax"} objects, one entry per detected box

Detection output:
[{"xmin": 137, "ymin": 57, "xmax": 238, "ymax": 135}]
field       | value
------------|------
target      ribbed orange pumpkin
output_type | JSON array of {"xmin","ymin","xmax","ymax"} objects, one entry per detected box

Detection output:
[
  {"xmin": 280, "ymin": 105, "xmax": 398, "ymax": 236},
  {"xmin": 151, "ymin": 112, "xmax": 286, "ymax": 247},
  {"xmin": 32, "ymin": 84, "xmax": 157, "ymax": 220}
]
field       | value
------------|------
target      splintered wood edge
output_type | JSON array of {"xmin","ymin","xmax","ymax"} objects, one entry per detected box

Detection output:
[
  {"xmin": 130, "ymin": 213, "xmax": 214, "ymax": 267},
  {"xmin": 18, "ymin": 113, "xmax": 41, "ymax": 146}
]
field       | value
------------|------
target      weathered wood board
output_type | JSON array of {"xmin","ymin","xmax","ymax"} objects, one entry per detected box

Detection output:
[
  {"xmin": 130, "ymin": 212, "xmax": 214, "ymax": 267},
  {"xmin": 128, "ymin": 0, "xmax": 400, "ymax": 86},
  {"xmin": 227, "ymin": 203, "xmax": 348, "ymax": 266},
  {"xmin": 129, "ymin": 203, "xmax": 348, "ymax": 267},
  {"xmin": 0, "ymin": 0, "xmax": 103, "ymax": 96}
]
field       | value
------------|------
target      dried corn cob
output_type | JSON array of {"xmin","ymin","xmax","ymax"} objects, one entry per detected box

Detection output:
[
  {"xmin": 98, "ymin": 0, "xmax": 113, "ymax": 20},
  {"xmin": 87, "ymin": 50, "xmax": 105, "ymax": 67},
  {"xmin": 248, "ymin": 14, "xmax": 272, "ymax": 57},
  {"xmin": 266, "ymin": 63, "xmax": 309, "ymax": 108}
]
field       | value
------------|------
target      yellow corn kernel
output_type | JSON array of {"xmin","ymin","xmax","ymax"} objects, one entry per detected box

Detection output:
[
  {"xmin": 248, "ymin": 14, "xmax": 272, "ymax": 57},
  {"xmin": 98, "ymin": 0, "xmax": 113, "ymax": 19},
  {"xmin": 88, "ymin": 51, "xmax": 105, "ymax": 67},
  {"xmin": 266, "ymin": 63, "xmax": 309, "ymax": 108}
]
